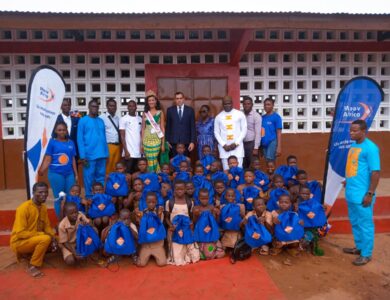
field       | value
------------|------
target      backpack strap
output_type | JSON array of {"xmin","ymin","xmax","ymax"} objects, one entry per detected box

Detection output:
[{"xmin": 169, "ymin": 198, "xmax": 175, "ymax": 213}]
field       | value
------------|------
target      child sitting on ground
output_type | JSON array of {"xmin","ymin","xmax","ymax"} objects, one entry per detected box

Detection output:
[
  {"xmin": 275, "ymin": 155, "xmax": 299, "ymax": 187},
  {"xmin": 58, "ymin": 202, "xmax": 91, "ymax": 265},
  {"xmin": 266, "ymin": 161, "xmax": 276, "ymax": 182},
  {"xmin": 237, "ymin": 169, "xmax": 262, "ymax": 212},
  {"xmin": 105, "ymin": 162, "xmax": 130, "ymax": 211},
  {"xmin": 220, "ymin": 188, "xmax": 245, "ymax": 251},
  {"xmin": 102, "ymin": 208, "xmax": 138, "ymax": 265},
  {"xmin": 290, "ymin": 170, "xmax": 323, "ymax": 204},
  {"xmin": 60, "ymin": 184, "xmax": 88, "ymax": 219},
  {"xmin": 170, "ymin": 143, "xmax": 191, "ymax": 172},
  {"xmin": 88, "ymin": 182, "xmax": 116, "ymax": 235},
  {"xmin": 251, "ymin": 157, "xmax": 270, "ymax": 192},
  {"xmin": 241, "ymin": 198, "xmax": 272, "ymax": 256},
  {"xmin": 270, "ymin": 194, "xmax": 304, "ymax": 256},
  {"xmin": 193, "ymin": 189, "xmax": 225, "ymax": 260},
  {"xmin": 225, "ymin": 155, "xmax": 245, "ymax": 188},
  {"xmin": 165, "ymin": 180, "xmax": 200, "ymax": 266},
  {"xmin": 266, "ymin": 174, "xmax": 289, "ymax": 212},
  {"xmin": 136, "ymin": 192, "xmax": 167, "ymax": 267},
  {"xmin": 124, "ymin": 178, "xmax": 144, "ymax": 214}
]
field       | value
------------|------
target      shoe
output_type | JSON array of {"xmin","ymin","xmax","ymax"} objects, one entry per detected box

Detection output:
[
  {"xmin": 352, "ymin": 256, "xmax": 371, "ymax": 266},
  {"xmin": 343, "ymin": 247, "xmax": 361, "ymax": 255}
]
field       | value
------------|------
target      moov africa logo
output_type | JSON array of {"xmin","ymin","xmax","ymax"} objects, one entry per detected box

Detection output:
[
  {"xmin": 340, "ymin": 102, "xmax": 372, "ymax": 123},
  {"xmin": 39, "ymin": 86, "xmax": 55, "ymax": 102}
]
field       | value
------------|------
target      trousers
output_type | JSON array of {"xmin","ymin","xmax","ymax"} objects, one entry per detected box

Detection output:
[
  {"xmin": 12, "ymin": 234, "xmax": 52, "ymax": 267},
  {"xmin": 83, "ymin": 158, "xmax": 107, "ymax": 199}
]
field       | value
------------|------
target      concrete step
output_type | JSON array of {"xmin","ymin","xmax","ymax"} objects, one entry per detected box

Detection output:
[
  {"xmin": 329, "ymin": 196, "xmax": 390, "ymax": 218},
  {"xmin": 0, "ymin": 230, "xmax": 11, "ymax": 247},
  {"xmin": 329, "ymin": 215, "xmax": 390, "ymax": 234}
]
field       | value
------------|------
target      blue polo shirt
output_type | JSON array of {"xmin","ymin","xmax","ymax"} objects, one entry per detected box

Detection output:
[
  {"xmin": 345, "ymin": 138, "xmax": 380, "ymax": 204},
  {"xmin": 45, "ymin": 139, "xmax": 76, "ymax": 175},
  {"xmin": 260, "ymin": 112, "xmax": 282, "ymax": 147}
]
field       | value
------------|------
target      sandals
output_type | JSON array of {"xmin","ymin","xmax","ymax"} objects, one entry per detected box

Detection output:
[
  {"xmin": 259, "ymin": 247, "xmax": 269, "ymax": 256},
  {"xmin": 26, "ymin": 265, "xmax": 44, "ymax": 278}
]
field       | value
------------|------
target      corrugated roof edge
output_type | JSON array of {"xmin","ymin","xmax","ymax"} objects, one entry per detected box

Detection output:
[{"xmin": 0, "ymin": 10, "xmax": 389, "ymax": 16}]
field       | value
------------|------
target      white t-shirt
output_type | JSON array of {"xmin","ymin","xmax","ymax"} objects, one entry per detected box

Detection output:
[{"xmin": 119, "ymin": 114, "xmax": 142, "ymax": 158}]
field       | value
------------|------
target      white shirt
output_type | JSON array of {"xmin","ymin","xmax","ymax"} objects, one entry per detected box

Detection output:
[
  {"xmin": 62, "ymin": 113, "xmax": 72, "ymax": 135},
  {"xmin": 177, "ymin": 105, "xmax": 184, "ymax": 117},
  {"xmin": 214, "ymin": 109, "xmax": 247, "ymax": 159},
  {"xmin": 119, "ymin": 114, "xmax": 142, "ymax": 158},
  {"xmin": 100, "ymin": 112, "xmax": 120, "ymax": 143}
]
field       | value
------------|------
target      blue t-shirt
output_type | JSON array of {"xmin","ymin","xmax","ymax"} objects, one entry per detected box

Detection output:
[
  {"xmin": 345, "ymin": 138, "xmax": 380, "ymax": 204},
  {"xmin": 45, "ymin": 139, "xmax": 76, "ymax": 175},
  {"xmin": 261, "ymin": 112, "xmax": 282, "ymax": 147}
]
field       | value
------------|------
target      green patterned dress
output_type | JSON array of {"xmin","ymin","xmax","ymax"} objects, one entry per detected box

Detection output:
[{"xmin": 143, "ymin": 112, "xmax": 162, "ymax": 172}]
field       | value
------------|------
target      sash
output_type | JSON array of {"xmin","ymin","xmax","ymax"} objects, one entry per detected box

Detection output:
[{"xmin": 145, "ymin": 111, "xmax": 164, "ymax": 139}]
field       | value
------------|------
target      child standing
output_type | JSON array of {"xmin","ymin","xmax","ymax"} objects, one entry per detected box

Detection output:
[
  {"xmin": 58, "ymin": 202, "xmax": 91, "ymax": 265},
  {"xmin": 251, "ymin": 157, "xmax": 270, "ymax": 192},
  {"xmin": 199, "ymin": 145, "xmax": 216, "ymax": 174},
  {"xmin": 165, "ymin": 180, "xmax": 200, "ymax": 266},
  {"xmin": 213, "ymin": 179, "xmax": 226, "ymax": 207},
  {"xmin": 260, "ymin": 98, "xmax": 282, "ymax": 162},
  {"xmin": 226, "ymin": 155, "xmax": 245, "ymax": 188},
  {"xmin": 105, "ymin": 162, "xmax": 130, "ymax": 211},
  {"xmin": 237, "ymin": 169, "xmax": 262, "ymax": 212}
]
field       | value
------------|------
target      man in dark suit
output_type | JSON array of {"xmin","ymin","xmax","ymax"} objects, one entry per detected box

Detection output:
[
  {"xmin": 53, "ymin": 99, "xmax": 80, "ymax": 159},
  {"xmin": 165, "ymin": 91, "xmax": 196, "ymax": 157}
]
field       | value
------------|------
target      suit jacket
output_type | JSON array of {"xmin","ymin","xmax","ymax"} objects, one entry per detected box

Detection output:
[
  {"xmin": 52, "ymin": 114, "xmax": 80, "ymax": 157},
  {"xmin": 165, "ymin": 105, "xmax": 196, "ymax": 145}
]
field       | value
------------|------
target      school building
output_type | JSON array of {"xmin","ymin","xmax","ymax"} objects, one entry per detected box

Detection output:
[{"xmin": 0, "ymin": 11, "xmax": 389, "ymax": 189}]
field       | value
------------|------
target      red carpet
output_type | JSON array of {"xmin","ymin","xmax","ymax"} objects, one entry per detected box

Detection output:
[{"xmin": 0, "ymin": 256, "xmax": 284, "ymax": 299}]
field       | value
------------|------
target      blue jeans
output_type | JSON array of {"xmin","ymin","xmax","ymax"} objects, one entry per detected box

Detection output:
[
  {"xmin": 347, "ymin": 199, "xmax": 375, "ymax": 257},
  {"xmin": 83, "ymin": 158, "xmax": 106, "ymax": 199},
  {"xmin": 47, "ymin": 170, "xmax": 75, "ymax": 199},
  {"xmin": 262, "ymin": 139, "xmax": 277, "ymax": 161}
]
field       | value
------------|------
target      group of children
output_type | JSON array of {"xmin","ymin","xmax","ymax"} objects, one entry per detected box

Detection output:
[{"xmin": 56, "ymin": 143, "xmax": 329, "ymax": 267}]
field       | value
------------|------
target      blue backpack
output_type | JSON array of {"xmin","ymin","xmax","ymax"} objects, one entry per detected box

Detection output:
[
  {"xmin": 275, "ymin": 165, "xmax": 298, "ymax": 186},
  {"xmin": 76, "ymin": 224, "xmax": 101, "ymax": 257},
  {"xmin": 244, "ymin": 215, "xmax": 272, "ymax": 248},
  {"xmin": 171, "ymin": 154, "xmax": 187, "ymax": 172},
  {"xmin": 175, "ymin": 171, "xmax": 191, "ymax": 182},
  {"xmin": 105, "ymin": 172, "xmax": 129, "ymax": 197},
  {"xmin": 138, "ymin": 173, "xmax": 160, "ymax": 193},
  {"xmin": 266, "ymin": 188, "xmax": 289, "ymax": 212},
  {"xmin": 158, "ymin": 172, "xmax": 172, "ymax": 185},
  {"xmin": 228, "ymin": 167, "xmax": 245, "ymax": 188},
  {"xmin": 307, "ymin": 181, "xmax": 322, "ymax": 203},
  {"xmin": 220, "ymin": 203, "xmax": 242, "ymax": 231},
  {"xmin": 194, "ymin": 210, "xmax": 220, "ymax": 243},
  {"xmin": 242, "ymin": 186, "xmax": 260, "ymax": 211},
  {"xmin": 211, "ymin": 171, "xmax": 229, "ymax": 186},
  {"xmin": 65, "ymin": 195, "xmax": 85, "ymax": 213},
  {"xmin": 200, "ymin": 154, "xmax": 216, "ymax": 175},
  {"xmin": 298, "ymin": 199, "xmax": 327, "ymax": 228},
  {"xmin": 220, "ymin": 189, "xmax": 241, "ymax": 205},
  {"xmin": 138, "ymin": 211, "xmax": 166, "ymax": 244},
  {"xmin": 172, "ymin": 215, "xmax": 194, "ymax": 245},
  {"xmin": 254, "ymin": 170, "xmax": 270, "ymax": 192},
  {"xmin": 275, "ymin": 211, "xmax": 304, "ymax": 242},
  {"xmin": 138, "ymin": 190, "xmax": 164, "ymax": 211},
  {"xmin": 88, "ymin": 194, "xmax": 116, "ymax": 218},
  {"xmin": 104, "ymin": 221, "xmax": 136, "ymax": 255}
]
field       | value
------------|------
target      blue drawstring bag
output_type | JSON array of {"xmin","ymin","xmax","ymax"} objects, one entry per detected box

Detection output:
[
  {"xmin": 158, "ymin": 172, "xmax": 172, "ymax": 185},
  {"xmin": 193, "ymin": 177, "xmax": 215, "ymax": 205},
  {"xmin": 200, "ymin": 154, "xmax": 216, "ymax": 175},
  {"xmin": 275, "ymin": 165, "xmax": 298, "ymax": 186},
  {"xmin": 171, "ymin": 154, "xmax": 187, "ymax": 172},
  {"xmin": 163, "ymin": 189, "xmax": 173, "ymax": 203},
  {"xmin": 211, "ymin": 171, "xmax": 229, "ymax": 186},
  {"xmin": 254, "ymin": 170, "xmax": 270, "ymax": 192},
  {"xmin": 175, "ymin": 171, "xmax": 191, "ymax": 182},
  {"xmin": 228, "ymin": 167, "xmax": 245, "ymax": 188},
  {"xmin": 88, "ymin": 194, "xmax": 115, "ymax": 218},
  {"xmin": 298, "ymin": 199, "xmax": 327, "ymax": 228},
  {"xmin": 138, "ymin": 211, "xmax": 166, "ymax": 244},
  {"xmin": 220, "ymin": 189, "xmax": 241, "ymax": 205},
  {"xmin": 194, "ymin": 210, "xmax": 220, "ymax": 243},
  {"xmin": 105, "ymin": 172, "xmax": 129, "ymax": 197},
  {"xmin": 220, "ymin": 203, "xmax": 242, "ymax": 231},
  {"xmin": 242, "ymin": 186, "xmax": 261, "ymax": 211},
  {"xmin": 307, "ymin": 181, "xmax": 322, "ymax": 203},
  {"xmin": 104, "ymin": 221, "xmax": 136, "ymax": 255},
  {"xmin": 138, "ymin": 173, "xmax": 160, "ymax": 193},
  {"xmin": 266, "ymin": 188, "xmax": 290, "ymax": 211},
  {"xmin": 192, "ymin": 175, "xmax": 207, "ymax": 189},
  {"xmin": 76, "ymin": 224, "xmax": 101, "ymax": 257},
  {"xmin": 172, "ymin": 215, "xmax": 194, "ymax": 244},
  {"xmin": 138, "ymin": 190, "xmax": 165, "ymax": 211},
  {"xmin": 244, "ymin": 215, "xmax": 272, "ymax": 248},
  {"xmin": 65, "ymin": 195, "xmax": 85, "ymax": 213},
  {"xmin": 275, "ymin": 211, "xmax": 304, "ymax": 242}
]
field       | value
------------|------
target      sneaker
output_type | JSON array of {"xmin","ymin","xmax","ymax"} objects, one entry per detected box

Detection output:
[
  {"xmin": 352, "ymin": 256, "xmax": 371, "ymax": 266},
  {"xmin": 343, "ymin": 247, "xmax": 361, "ymax": 255}
]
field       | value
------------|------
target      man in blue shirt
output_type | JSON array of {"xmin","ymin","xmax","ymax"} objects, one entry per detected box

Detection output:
[
  {"xmin": 344, "ymin": 119, "xmax": 380, "ymax": 266},
  {"xmin": 77, "ymin": 100, "xmax": 108, "ymax": 199}
]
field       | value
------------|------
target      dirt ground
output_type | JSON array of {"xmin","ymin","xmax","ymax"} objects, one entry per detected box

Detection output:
[{"xmin": 0, "ymin": 234, "xmax": 389, "ymax": 299}]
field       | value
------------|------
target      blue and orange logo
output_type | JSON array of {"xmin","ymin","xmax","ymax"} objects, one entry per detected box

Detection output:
[{"xmin": 39, "ymin": 87, "xmax": 55, "ymax": 103}]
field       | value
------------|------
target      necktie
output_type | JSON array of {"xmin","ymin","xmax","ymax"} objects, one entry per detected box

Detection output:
[{"xmin": 179, "ymin": 106, "xmax": 182, "ymax": 120}]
